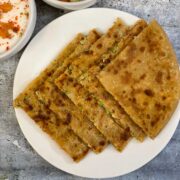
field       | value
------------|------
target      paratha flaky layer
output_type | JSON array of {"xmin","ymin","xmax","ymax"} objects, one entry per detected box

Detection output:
[
  {"xmin": 77, "ymin": 20, "xmax": 147, "ymax": 141},
  {"xmin": 14, "ymin": 34, "xmax": 90, "ymax": 162},
  {"xmin": 55, "ymin": 74, "xmax": 131, "ymax": 151},
  {"xmin": 98, "ymin": 20, "xmax": 180, "ymax": 138},
  {"xmin": 14, "ymin": 91, "xmax": 89, "ymax": 162},
  {"xmin": 34, "ymin": 30, "xmax": 108, "ymax": 153}
]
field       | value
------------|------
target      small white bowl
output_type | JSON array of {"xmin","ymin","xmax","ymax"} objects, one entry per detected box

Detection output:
[
  {"xmin": 0, "ymin": 0, "xmax": 37, "ymax": 61},
  {"xmin": 42, "ymin": 0, "xmax": 97, "ymax": 10}
]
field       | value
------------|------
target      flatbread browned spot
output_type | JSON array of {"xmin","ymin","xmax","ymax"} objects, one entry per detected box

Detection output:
[
  {"xmin": 14, "ymin": 91, "xmax": 89, "ymax": 162},
  {"xmin": 34, "ymin": 30, "xmax": 107, "ymax": 153},
  {"xmin": 55, "ymin": 74, "xmax": 131, "ymax": 151},
  {"xmin": 37, "ymin": 81, "xmax": 108, "ymax": 153},
  {"xmin": 15, "ymin": 30, "xmax": 107, "ymax": 154},
  {"xmin": 98, "ymin": 20, "xmax": 180, "ymax": 138},
  {"xmin": 13, "ymin": 34, "xmax": 90, "ymax": 161},
  {"xmin": 65, "ymin": 18, "xmax": 129, "ymax": 79},
  {"xmin": 67, "ymin": 20, "xmax": 147, "ymax": 141}
]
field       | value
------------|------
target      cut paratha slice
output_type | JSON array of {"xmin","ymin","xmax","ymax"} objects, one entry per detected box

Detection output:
[
  {"xmin": 98, "ymin": 20, "xmax": 180, "ymax": 138},
  {"xmin": 80, "ymin": 78, "xmax": 145, "ymax": 141},
  {"xmin": 34, "ymin": 30, "xmax": 107, "ymax": 153},
  {"xmin": 14, "ymin": 92, "xmax": 89, "ymax": 162},
  {"xmin": 55, "ymin": 74, "xmax": 131, "ymax": 151},
  {"xmin": 14, "ymin": 33, "xmax": 85, "ymax": 95},
  {"xmin": 49, "ymin": 30, "xmax": 101, "ymax": 83},
  {"xmin": 37, "ymin": 81, "xmax": 107, "ymax": 153},
  {"xmin": 14, "ymin": 33, "xmax": 86, "ymax": 114},
  {"xmin": 77, "ymin": 20, "xmax": 147, "ymax": 141},
  {"xmin": 86, "ymin": 19, "xmax": 147, "ymax": 74},
  {"xmin": 13, "ymin": 34, "xmax": 91, "ymax": 161},
  {"xmin": 65, "ymin": 18, "xmax": 129, "ymax": 79}
]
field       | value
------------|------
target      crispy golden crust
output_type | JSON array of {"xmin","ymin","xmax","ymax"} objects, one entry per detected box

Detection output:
[
  {"xmin": 55, "ymin": 74, "xmax": 131, "ymax": 151},
  {"xmin": 14, "ymin": 33, "xmax": 84, "ymax": 96},
  {"xmin": 63, "ymin": 20, "xmax": 147, "ymax": 141},
  {"xmin": 50, "ymin": 30, "xmax": 102, "ymax": 82},
  {"xmin": 37, "ymin": 81, "xmax": 107, "ymax": 153},
  {"xmin": 54, "ymin": 19, "xmax": 134, "ymax": 150},
  {"xmin": 80, "ymin": 77, "xmax": 145, "ymax": 141},
  {"xmin": 14, "ymin": 30, "xmax": 107, "ymax": 159},
  {"xmin": 98, "ymin": 20, "xmax": 180, "ymax": 138},
  {"xmin": 14, "ymin": 33, "xmax": 85, "ymax": 108},
  {"xmin": 14, "ymin": 34, "xmax": 90, "ymax": 162},
  {"xmin": 33, "ymin": 30, "xmax": 107, "ymax": 153},
  {"xmin": 65, "ymin": 18, "xmax": 129, "ymax": 79},
  {"xmin": 77, "ymin": 20, "xmax": 147, "ymax": 141},
  {"xmin": 15, "ymin": 91, "xmax": 89, "ymax": 162}
]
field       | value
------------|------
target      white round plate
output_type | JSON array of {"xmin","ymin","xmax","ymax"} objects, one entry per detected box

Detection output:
[{"xmin": 13, "ymin": 8, "xmax": 180, "ymax": 178}]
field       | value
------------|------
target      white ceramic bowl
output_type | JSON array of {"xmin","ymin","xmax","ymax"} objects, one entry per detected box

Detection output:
[
  {"xmin": 42, "ymin": 0, "xmax": 97, "ymax": 10},
  {"xmin": 0, "ymin": 0, "xmax": 37, "ymax": 61}
]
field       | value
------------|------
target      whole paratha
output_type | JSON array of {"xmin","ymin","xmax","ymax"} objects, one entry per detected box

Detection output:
[{"xmin": 98, "ymin": 20, "xmax": 180, "ymax": 138}]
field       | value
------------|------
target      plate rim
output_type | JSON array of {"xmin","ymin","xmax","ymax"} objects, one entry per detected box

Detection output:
[{"xmin": 13, "ymin": 7, "xmax": 180, "ymax": 178}]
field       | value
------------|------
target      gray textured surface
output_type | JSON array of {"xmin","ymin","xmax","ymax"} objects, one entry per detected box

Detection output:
[{"xmin": 0, "ymin": 0, "xmax": 180, "ymax": 179}]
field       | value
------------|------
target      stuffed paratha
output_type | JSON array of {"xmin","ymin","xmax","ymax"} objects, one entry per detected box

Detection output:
[
  {"xmin": 98, "ymin": 20, "xmax": 180, "ymax": 138},
  {"xmin": 34, "ymin": 30, "xmax": 108, "ymax": 153},
  {"xmin": 55, "ymin": 74, "xmax": 131, "ymax": 151},
  {"xmin": 77, "ymin": 20, "xmax": 147, "ymax": 141},
  {"xmin": 14, "ymin": 34, "xmax": 90, "ymax": 161},
  {"xmin": 65, "ymin": 18, "xmax": 129, "ymax": 79}
]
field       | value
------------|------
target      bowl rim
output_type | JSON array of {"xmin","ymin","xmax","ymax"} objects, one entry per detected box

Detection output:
[
  {"xmin": 0, "ymin": 0, "xmax": 36, "ymax": 60},
  {"xmin": 48, "ymin": 0, "xmax": 96, "ymax": 6}
]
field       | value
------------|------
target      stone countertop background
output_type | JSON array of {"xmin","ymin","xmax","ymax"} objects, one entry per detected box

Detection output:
[{"xmin": 0, "ymin": 0, "xmax": 180, "ymax": 179}]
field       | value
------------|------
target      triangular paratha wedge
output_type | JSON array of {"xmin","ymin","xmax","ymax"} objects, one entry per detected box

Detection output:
[
  {"xmin": 98, "ymin": 20, "xmax": 180, "ymax": 138},
  {"xmin": 14, "ymin": 91, "xmax": 89, "ymax": 162},
  {"xmin": 65, "ymin": 18, "xmax": 130, "ymax": 79},
  {"xmin": 37, "ymin": 81, "xmax": 107, "ymax": 153},
  {"xmin": 77, "ymin": 20, "xmax": 147, "ymax": 141},
  {"xmin": 62, "ymin": 20, "xmax": 147, "ymax": 141},
  {"xmin": 14, "ymin": 33, "xmax": 85, "ymax": 94},
  {"xmin": 14, "ymin": 30, "xmax": 107, "ymax": 156},
  {"xmin": 13, "ymin": 34, "xmax": 91, "ymax": 162},
  {"xmin": 34, "ymin": 30, "xmax": 108, "ymax": 153},
  {"xmin": 55, "ymin": 74, "xmax": 131, "ymax": 151}
]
